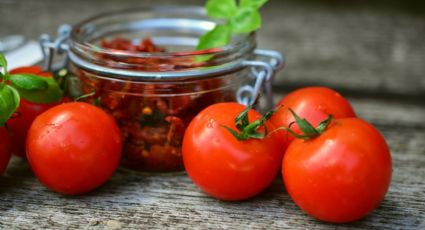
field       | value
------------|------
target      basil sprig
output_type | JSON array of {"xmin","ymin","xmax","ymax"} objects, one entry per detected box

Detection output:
[
  {"xmin": 196, "ymin": 0, "xmax": 268, "ymax": 51},
  {"xmin": 0, "ymin": 52, "xmax": 62, "ymax": 126}
]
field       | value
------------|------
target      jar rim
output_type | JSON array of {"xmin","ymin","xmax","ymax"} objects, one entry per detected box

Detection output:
[
  {"xmin": 70, "ymin": 6, "xmax": 255, "ymax": 58},
  {"xmin": 68, "ymin": 6, "xmax": 256, "ymax": 80}
]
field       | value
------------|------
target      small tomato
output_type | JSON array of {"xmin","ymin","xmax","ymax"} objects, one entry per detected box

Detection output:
[
  {"xmin": 270, "ymin": 86, "xmax": 356, "ymax": 149},
  {"xmin": 183, "ymin": 102, "xmax": 284, "ymax": 201},
  {"xmin": 26, "ymin": 102, "xmax": 122, "ymax": 195}
]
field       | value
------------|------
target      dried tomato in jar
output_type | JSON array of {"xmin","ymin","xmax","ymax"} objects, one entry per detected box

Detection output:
[{"xmin": 65, "ymin": 7, "xmax": 282, "ymax": 172}]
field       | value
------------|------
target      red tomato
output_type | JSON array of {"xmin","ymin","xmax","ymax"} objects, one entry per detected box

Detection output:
[
  {"xmin": 7, "ymin": 66, "xmax": 59, "ymax": 157},
  {"xmin": 270, "ymin": 87, "xmax": 356, "ymax": 149},
  {"xmin": 183, "ymin": 102, "xmax": 284, "ymax": 201},
  {"xmin": 0, "ymin": 126, "xmax": 12, "ymax": 174},
  {"xmin": 9, "ymin": 66, "xmax": 42, "ymax": 74},
  {"xmin": 9, "ymin": 66, "xmax": 51, "ymax": 77},
  {"xmin": 26, "ymin": 102, "xmax": 122, "ymax": 195},
  {"xmin": 7, "ymin": 99, "xmax": 60, "ymax": 157},
  {"xmin": 283, "ymin": 118, "xmax": 392, "ymax": 223}
]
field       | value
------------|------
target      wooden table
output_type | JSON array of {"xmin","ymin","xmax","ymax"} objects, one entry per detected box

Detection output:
[{"xmin": 1, "ymin": 0, "xmax": 424, "ymax": 229}]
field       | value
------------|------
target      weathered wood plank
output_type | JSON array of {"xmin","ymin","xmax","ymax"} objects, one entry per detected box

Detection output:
[{"xmin": 0, "ymin": 98, "xmax": 424, "ymax": 229}]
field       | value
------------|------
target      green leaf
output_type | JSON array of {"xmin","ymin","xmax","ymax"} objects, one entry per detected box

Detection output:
[
  {"xmin": 196, "ymin": 24, "xmax": 232, "ymax": 50},
  {"xmin": 197, "ymin": 0, "xmax": 267, "ymax": 54},
  {"xmin": 0, "ymin": 53, "xmax": 7, "ymax": 73},
  {"xmin": 231, "ymin": 7, "xmax": 261, "ymax": 34},
  {"xmin": 9, "ymin": 74, "xmax": 49, "ymax": 90},
  {"xmin": 206, "ymin": 0, "xmax": 238, "ymax": 19},
  {"xmin": 16, "ymin": 77, "xmax": 62, "ymax": 104},
  {"xmin": 240, "ymin": 0, "xmax": 268, "ymax": 9},
  {"xmin": 0, "ymin": 85, "xmax": 20, "ymax": 126}
]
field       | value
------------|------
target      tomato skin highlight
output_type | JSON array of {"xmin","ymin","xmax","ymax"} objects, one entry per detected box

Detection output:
[
  {"xmin": 26, "ymin": 102, "xmax": 122, "ymax": 195},
  {"xmin": 282, "ymin": 118, "xmax": 392, "ymax": 223},
  {"xmin": 183, "ymin": 102, "xmax": 284, "ymax": 201},
  {"xmin": 270, "ymin": 87, "xmax": 356, "ymax": 148},
  {"xmin": 0, "ymin": 126, "xmax": 11, "ymax": 174}
]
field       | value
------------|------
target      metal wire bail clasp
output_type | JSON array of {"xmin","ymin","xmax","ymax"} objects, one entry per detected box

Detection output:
[
  {"xmin": 40, "ymin": 24, "xmax": 72, "ymax": 71},
  {"xmin": 237, "ymin": 49, "xmax": 284, "ymax": 110}
]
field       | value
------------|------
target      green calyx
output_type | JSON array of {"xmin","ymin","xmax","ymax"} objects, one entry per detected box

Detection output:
[
  {"xmin": 285, "ymin": 109, "xmax": 333, "ymax": 140},
  {"xmin": 223, "ymin": 104, "xmax": 280, "ymax": 141},
  {"xmin": 196, "ymin": 0, "xmax": 268, "ymax": 51},
  {"xmin": 0, "ymin": 52, "xmax": 62, "ymax": 126}
]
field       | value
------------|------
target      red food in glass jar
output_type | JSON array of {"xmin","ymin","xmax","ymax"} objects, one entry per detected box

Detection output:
[{"xmin": 72, "ymin": 37, "xmax": 236, "ymax": 172}]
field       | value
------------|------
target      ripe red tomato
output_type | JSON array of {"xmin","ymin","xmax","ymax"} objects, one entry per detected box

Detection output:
[
  {"xmin": 7, "ymin": 66, "xmax": 59, "ymax": 157},
  {"xmin": 270, "ymin": 87, "xmax": 356, "ymax": 148},
  {"xmin": 282, "ymin": 118, "xmax": 392, "ymax": 223},
  {"xmin": 7, "ymin": 99, "xmax": 60, "ymax": 157},
  {"xmin": 0, "ymin": 126, "xmax": 12, "ymax": 174},
  {"xmin": 9, "ymin": 66, "xmax": 51, "ymax": 77},
  {"xmin": 183, "ymin": 102, "xmax": 284, "ymax": 201},
  {"xmin": 26, "ymin": 102, "xmax": 122, "ymax": 195}
]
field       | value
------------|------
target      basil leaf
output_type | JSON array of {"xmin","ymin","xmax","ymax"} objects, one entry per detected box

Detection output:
[
  {"xmin": 0, "ymin": 53, "xmax": 7, "ymax": 73},
  {"xmin": 206, "ymin": 0, "xmax": 237, "ymax": 19},
  {"xmin": 16, "ymin": 77, "xmax": 62, "ymax": 104},
  {"xmin": 0, "ymin": 85, "xmax": 20, "ymax": 126},
  {"xmin": 231, "ymin": 7, "xmax": 261, "ymax": 34},
  {"xmin": 9, "ymin": 74, "xmax": 49, "ymax": 90},
  {"xmin": 240, "ymin": 0, "xmax": 268, "ymax": 9},
  {"xmin": 197, "ymin": 24, "xmax": 231, "ymax": 50}
]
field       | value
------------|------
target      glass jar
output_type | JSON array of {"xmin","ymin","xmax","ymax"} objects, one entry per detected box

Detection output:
[{"xmin": 40, "ymin": 6, "xmax": 284, "ymax": 172}]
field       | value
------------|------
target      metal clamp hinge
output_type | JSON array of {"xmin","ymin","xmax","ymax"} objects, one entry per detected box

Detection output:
[
  {"xmin": 254, "ymin": 49, "xmax": 285, "ymax": 70},
  {"xmin": 40, "ymin": 24, "xmax": 72, "ymax": 71},
  {"xmin": 237, "ymin": 60, "xmax": 274, "ymax": 109},
  {"xmin": 237, "ymin": 49, "xmax": 284, "ymax": 110}
]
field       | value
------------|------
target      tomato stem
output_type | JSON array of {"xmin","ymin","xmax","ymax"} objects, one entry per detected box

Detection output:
[
  {"xmin": 285, "ymin": 109, "xmax": 333, "ymax": 140},
  {"xmin": 223, "ymin": 105, "xmax": 281, "ymax": 141},
  {"xmin": 267, "ymin": 109, "xmax": 333, "ymax": 140}
]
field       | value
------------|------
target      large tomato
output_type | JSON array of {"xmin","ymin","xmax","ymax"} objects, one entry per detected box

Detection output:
[
  {"xmin": 270, "ymin": 87, "xmax": 356, "ymax": 148},
  {"xmin": 7, "ymin": 66, "xmax": 60, "ymax": 157},
  {"xmin": 0, "ymin": 126, "xmax": 11, "ymax": 174},
  {"xmin": 282, "ymin": 118, "xmax": 392, "ymax": 223},
  {"xmin": 183, "ymin": 102, "xmax": 284, "ymax": 201},
  {"xmin": 26, "ymin": 102, "xmax": 122, "ymax": 195}
]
